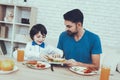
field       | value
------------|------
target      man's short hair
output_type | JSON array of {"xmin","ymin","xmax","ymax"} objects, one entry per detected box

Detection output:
[{"xmin": 63, "ymin": 9, "xmax": 84, "ymax": 24}]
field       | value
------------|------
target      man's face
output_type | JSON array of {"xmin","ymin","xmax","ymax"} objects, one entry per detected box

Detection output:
[{"xmin": 64, "ymin": 20, "xmax": 78, "ymax": 36}]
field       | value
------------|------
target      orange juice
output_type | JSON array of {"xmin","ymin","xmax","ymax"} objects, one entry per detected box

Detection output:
[
  {"xmin": 100, "ymin": 66, "xmax": 110, "ymax": 80},
  {"xmin": 17, "ymin": 50, "xmax": 24, "ymax": 62}
]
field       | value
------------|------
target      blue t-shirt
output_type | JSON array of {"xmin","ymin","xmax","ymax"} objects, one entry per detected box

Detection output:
[{"xmin": 57, "ymin": 30, "xmax": 102, "ymax": 64}]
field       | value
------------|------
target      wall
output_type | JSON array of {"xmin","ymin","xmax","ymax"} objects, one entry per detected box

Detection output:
[
  {"xmin": 100, "ymin": 46, "xmax": 120, "ymax": 71},
  {"xmin": 1, "ymin": 0, "xmax": 120, "ymax": 48},
  {"xmin": 32, "ymin": 0, "xmax": 120, "ymax": 48}
]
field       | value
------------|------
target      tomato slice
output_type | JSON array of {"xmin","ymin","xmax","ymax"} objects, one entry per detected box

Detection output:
[
  {"xmin": 36, "ymin": 63, "xmax": 45, "ymax": 68},
  {"xmin": 84, "ymin": 69, "xmax": 92, "ymax": 73}
]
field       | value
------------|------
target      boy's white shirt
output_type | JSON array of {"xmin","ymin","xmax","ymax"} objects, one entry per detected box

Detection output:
[{"xmin": 13, "ymin": 41, "xmax": 63, "ymax": 60}]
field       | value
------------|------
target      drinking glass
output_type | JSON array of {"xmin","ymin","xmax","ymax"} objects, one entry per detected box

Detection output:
[
  {"xmin": 17, "ymin": 49, "xmax": 24, "ymax": 62},
  {"xmin": 100, "ymin": 65, "xmax": 110, "ymax": 80}
]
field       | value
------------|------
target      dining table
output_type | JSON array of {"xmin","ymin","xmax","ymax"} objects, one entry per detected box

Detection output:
[{"xmin": 0, "ymin": 55, "xmax": 120, "ymax": 80}]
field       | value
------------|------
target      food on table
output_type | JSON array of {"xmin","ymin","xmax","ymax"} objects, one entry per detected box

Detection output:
[
  {"xmin": 70, "ymin": 66, "xmax": 97, "ymax": 76},
  {"xmin": 26, "ymin": 60, "xmax": 37, "ymax": 65},
  {"xmin": 72, "ymin": 67, "xmax": 80, "ymax": 71},
  {"xmin": 72, "ymin": 66, "xmax": 92, "ymax": 73},
  {"xmin": 26, "ymin": 60, "xmax": 46, "ymax": 68},
  {"xmin": 45, "ymin": 56, "xmax": 65, "ymax": 62},
  {"xmin": 52, "ymin": 58, "xmax": 66, "ymax": 62},
  {"xmin": 45, "ymin": 55, "xmax": 54, "ymax": 61},
  {"xmin": 36, "ymin": 63, "xmax": 45, "ymax": 68},
  {"xmin": 6, "ymin": 59, "xmax": 15, "ymax": 67},
  {"xmin": 0, "ymin": 59, "xmax": 15, "ymax": 71},
  {"xmin": 83, "ymin": 68, "xmax": 92, "ymax": 73}
]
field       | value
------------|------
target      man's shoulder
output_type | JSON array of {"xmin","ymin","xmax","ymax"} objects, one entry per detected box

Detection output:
[
  {"xmin": 60, "ymin": 31, "xmax": 67, "ymax": 35},
  {"xmin": 60, "ymin": 31, "xmax": 68, "ymax": 37},
  {"xmin": 85, "ymin": 30, "xmax": 99, "ymax": 38}
]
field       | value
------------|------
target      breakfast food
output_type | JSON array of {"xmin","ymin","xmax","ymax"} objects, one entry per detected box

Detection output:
[
  {"xmin": 52, "ymin": 58, "xmax": 66, "ymax": 62},
  {"xmin": 26, "ymin": 61, "xmax": 46, "ymax": 69},
  {"xmin": 26, "ymin": 60, "xmax": 37, "ymax": 65},
  {"xmin": 36, "ymin": 63, "xmax": 45, "ymax": 68},
  {"xmin": 83, "ymin": 68, "xmax": 92, "ymax": 73},
  {"xmin": 70, "ymin": 66, "xmax": 97, "ymax": 76},
  {"xmin": 45, "ymin": 56, "xmax": 65, "ymax": 62},
  {"xmin": 0, "ymin": 59, "xmax": 15, "ymax": 71}
]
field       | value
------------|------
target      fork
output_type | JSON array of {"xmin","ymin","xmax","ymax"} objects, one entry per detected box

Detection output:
[{"xmin": 51, "ymin": 64, "xmax": 54, "ymax": 72}]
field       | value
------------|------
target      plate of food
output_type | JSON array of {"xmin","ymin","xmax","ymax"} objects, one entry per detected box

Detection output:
[
  {"xmin": 69, "ymin": 66, "xmax": 97, "ymax": 76},
  {"xmin": 45, "ymin": 56, "xmax": 66, "ymax": 64},
  {"xmin": 25, "ymin": 60, "xmax": 50, "ymax": 70},
  {"xmin": 0, "ymin": 59, "xmax": 18, "ymax": 74},
  {"xmin": 0, "ymin": 66, "xmax": 18, "ymax": 74}
]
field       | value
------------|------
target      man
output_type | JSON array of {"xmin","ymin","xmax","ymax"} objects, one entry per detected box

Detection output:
[{"xmin": 57, "ymin": 9, "xmax": 102, "ymax": 70}]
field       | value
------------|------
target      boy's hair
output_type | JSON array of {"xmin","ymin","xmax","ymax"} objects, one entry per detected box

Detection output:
[
  {"xmin": 63, "ymin": 9, "xmax": 84, "ymax": 25},
  {"xmin": 30, "ymin": 24, "xmax": 47, "ymax": 40}
]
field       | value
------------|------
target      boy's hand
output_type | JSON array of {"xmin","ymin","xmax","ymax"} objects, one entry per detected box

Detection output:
[{"xmin": 49, "ymin": 53, "xmax": 61, "ymax": 58}]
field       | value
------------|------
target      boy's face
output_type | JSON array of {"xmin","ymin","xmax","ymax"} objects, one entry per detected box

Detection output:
[{"xmin": 33, "ymin": 31, "xmax": 46, "ymax": 45}]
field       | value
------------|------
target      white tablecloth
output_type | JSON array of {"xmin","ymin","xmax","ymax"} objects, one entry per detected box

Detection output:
[{"xmin": 0, "ymin": 55, "xmax": 120, "ymax": 80}]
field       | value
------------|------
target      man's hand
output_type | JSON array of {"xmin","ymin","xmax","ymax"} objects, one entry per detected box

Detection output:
[
  {"xmin": 64, "ymin": 58, "xmax": 99, "ymax": 71},
  {"xmin": 64, "ymin": 59, "xmax": 78, "ymax": 66}
]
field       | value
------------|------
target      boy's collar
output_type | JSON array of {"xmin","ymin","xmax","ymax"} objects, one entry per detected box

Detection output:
[{"xmin": 32, "ymin": 41, "xmax": 45, "ymax": 48}]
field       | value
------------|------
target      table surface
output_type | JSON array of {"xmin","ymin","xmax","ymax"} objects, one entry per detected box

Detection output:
[{"xmin": 0, "ymin": 55, "xmax": 120, "ymax": 80}]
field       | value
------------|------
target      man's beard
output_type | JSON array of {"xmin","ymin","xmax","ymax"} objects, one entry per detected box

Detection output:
[{"xmin": 67, "ymin": 30, "xmax": 77, "ymax": 37}]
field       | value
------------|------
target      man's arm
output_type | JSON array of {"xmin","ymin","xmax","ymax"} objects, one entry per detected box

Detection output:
[{"xmin": 64, "ymin": 54, "xmax": 100, "ymax": 71}]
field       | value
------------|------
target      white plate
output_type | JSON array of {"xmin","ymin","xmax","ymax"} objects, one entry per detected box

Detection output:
[
  {"xmin": 26, "ymin": 61, "xmax": 50, "ymax": 70},
  {"xmin": 0, "ymin": 66, "xmax": 19, "ymax": 74},
  {"xmin": 69, "ymin": 66, "xmax": 97, "ymax": 76}
]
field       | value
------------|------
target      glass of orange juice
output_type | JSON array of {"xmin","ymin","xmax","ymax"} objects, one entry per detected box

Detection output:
[
  {"xmin": 100, "ymin": 65, "xmax": 110, "ymax": 80},
  {"xmin": 17, "ymin": 49, "xmax": 24, "ymax": 62}
]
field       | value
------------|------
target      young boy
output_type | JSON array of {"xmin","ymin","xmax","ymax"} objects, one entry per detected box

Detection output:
[{"xmin": 13, "ymin": 24, "xmax": 63, "ymax": 60}]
